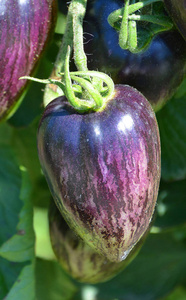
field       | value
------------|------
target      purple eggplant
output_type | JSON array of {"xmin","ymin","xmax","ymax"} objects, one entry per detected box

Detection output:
[
  {"xmin": 82, "ymin": 0, "xmax": 186, "ymax": 112},
  {"xmin": 164, "ymin": 0, "xmax": 186, "ymax": 40},
  {"xmin": 49, "ymin": 200, "xmax": 148, "ymax": 284},
  {"xmin": 0, "ymin": 0, "xmax": 57, "ymax": 121},
  {"xmin": 37, "ymin": 84, "xmax": 161, "ymax": 262}
]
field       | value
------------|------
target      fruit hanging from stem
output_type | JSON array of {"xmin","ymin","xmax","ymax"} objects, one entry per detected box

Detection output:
[{"xmin": 37, "ymin": 84, "xmax": 161, "ymax": 262}]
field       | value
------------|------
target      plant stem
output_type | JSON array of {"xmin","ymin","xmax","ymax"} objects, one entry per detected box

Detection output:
[
  {"xmin": 64, "ymin": 46, "xmax": 92, "ymax": 111},
  {"xmin": 53, "ymin": 0, "xmax": 88, "ymax": 76},
  {"xmin": 129, "ymin": 0, "xmax": 163, "ymax": 14},
  {"xmin": 44, "ymin": 0, "xmax": 115, "ymax": 111},
  {"xmin": 108, "ymin": 0, "xmax": 163, "ymax": 28},
  {"xmin": 119, "ymin": 0, "xmax": 129, "ymax": 49},
  {"xmin": 54, "ymin": 11, "xmax": 73, "ymax": 76},
  {"xmin": 72, "ymin": 0, "xmax": 88, "ymax": 72}
]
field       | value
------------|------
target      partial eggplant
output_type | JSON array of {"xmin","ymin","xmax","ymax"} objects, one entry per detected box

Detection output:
[
  {"xmin": 49, "ymin": 199, "xmax": 148, "ymax": 284},
  {"xmin": 37, "ymin": 85, "xmax": 161, "ymax": 262},
  {"xmin": 164, "ymin": 0, "xmax": 186, "ymax": 40},
  {"xmin": 83, "ymin": 0, "xmax": 186, "ymax": 112},
  {"xmin": 0, "ymin": 0, "xmax": 57, "ymax": 121}
]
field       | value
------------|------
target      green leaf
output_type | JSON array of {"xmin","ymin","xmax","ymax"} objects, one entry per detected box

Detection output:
[
  {"xmin": 0, "ymin": 122, "xmax": 13, "ymax": 145},
  {"xmin": 0, "ymin": 125, "xmax": 35, "ymax": 298},
  {"xmin": 0, "ymin": 146, "xmax": 23, "ymax": 246},
  {"xmin": 35, "ymin": 258, "xmax": 77, "ymax": 300},
  {"xmin": 156, "ymin": 86, "xmax": 186, "ymax": 181},
  {"xmin": 12, "ymin": 119, "xmax": 51, "ymax": 208},
  {"xmin": 0, "ymin": 168, "xmax": 35, "ymax": 262},
  {"xmin": 155, "ymin": 179, "xmax": 186, "ymax": 229},
  {"xmin": 5, "ymin": 263, "xmax": 35, "ymax": 300},
  {"xmin": 163, "ymin": 285, "xmax": 186, "ymax": 300},
  {"xmin": 0, "ymin": 257, "xmax": 27, "ymax": 299}
]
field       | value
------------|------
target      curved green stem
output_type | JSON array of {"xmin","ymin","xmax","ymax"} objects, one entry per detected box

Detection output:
[
  {"xmin": 119, "ymin": 0, "xmax": 129, "ymax": 49},
  {"xmin": 51, "ymin": 0, "xmax": 88, "ymax": 77},
  {"xmin": 128, "ymin": 20, "xmax": 137, "ymax": 52},
  {"xmin": 60, "ymin": 0, "xmax": 88, "ymax": 73},
  {"xmin": 44, "ymin": 0, "xmax": 89, "ymax": 105},
  {"xmin": 54, "ymin": 12, "xmax": 73, "ymax": 76},
  {"xmin": 64, "ymin": 46, "xmax": 91, "ymax": 111},
  {"xmin": 129, "ymin": 0, "xmax": 163, "ymax": 13},
  {"xmin": 72, "ymin": 0, "xmax": 88, "ymax": 72},
  {"xmin": 63, "ymin": 46, "xmax": 114, "ymax": 111},
  {"xmin": 71, "ymin": 75, "xmax": 103, "ymax": 108},
  {"xmin": 108, "ymin": 0, "xmax": 173, "ymax": 53},
  {"xmin": 21, "ymin": 43, "xmax": 115, "ymax": 112},
  {"xmin": 19, "ymin": 76, "xmax": 65, "ymax": 92},
  {"xmin": 60, "ymin": 71, "xmax": 114, "ymax": 99},
  {"xmin": 41, "ymin": 0, "xmax": 115, "ymax": 111},
  {"xmin": 108, "ymin": 0, "xmax": 164, "ymax": 28}
]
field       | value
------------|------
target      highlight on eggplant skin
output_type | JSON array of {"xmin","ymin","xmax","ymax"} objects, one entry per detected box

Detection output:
[
  {"xmin": 0, "ymin": 0, "xmax": 57, "ymax": 121},
  {"xmin": 38, "ymin": 84, "xmax": 161, "ymax": 263},
  {"xmin": 49, "ymin": 200, "xmax": 147, "ymax": 284}
]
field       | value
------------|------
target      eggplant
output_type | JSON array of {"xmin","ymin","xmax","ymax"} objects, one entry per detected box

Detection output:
[
  {"xmin": 37, "ymin": 84, "xmax": 161, "ymax": 262},
  {"xmin": 82, "ymin": 0, "xmax": 186, "ymax": 112},
  {"xmin": 164, "ymin": 0, "xmax": 186, "ymax": 40},
  {"xmin": 0, "ymin": 0, "xmax": 57, "ymax": 121},
  {"xmin": 49, "ymin": 199, "xmax": 148, "ymax": 284}
]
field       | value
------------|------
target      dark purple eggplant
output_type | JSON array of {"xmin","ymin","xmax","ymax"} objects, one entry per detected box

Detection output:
[
  {"xmin": 0, "ymin": 0, "xmax": 57, "ymax": 121},
  {"xmin": 83, "ymin": 0, "xmax": 186, "ymax": 112},
  {"xmin": 49, "ymin": 200, "xmax": 148, "ymax": 284},
  {"xmin": 37, "ymin": 84, "xmax": 161, "ymax": 262},
  {"xmin": 164, "ymin": 0, "xmax": 186, "ymax": 40}
]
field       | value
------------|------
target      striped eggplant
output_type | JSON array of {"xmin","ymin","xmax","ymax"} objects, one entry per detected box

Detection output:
[
  {"xmin": 164, "ymin": 0, "xmax": 186, "ymax": 40},
  {"xmin": 0, "ymin": 0, "xmax": 57, "ymax": 121},
  {"xmin": 37, "ymin": 84, "xmax": 161, "ymax": 262},
  {"xmin": 49, "ymin": 200, "xmax": 148, "ymax": 284}
]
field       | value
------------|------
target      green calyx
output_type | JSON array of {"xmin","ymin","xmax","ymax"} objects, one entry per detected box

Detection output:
[
  {"xmin": 108, "ymin": 0, "xmax": 174, "ymax": 53},
  {"xmin": 20, "ymin": 46, "xmax": 115, "ymax": 113},
  {"xmin": 38, "ymin": 0, "xmax": 114, "ymax": 112},
  {"xmin": 61, "ymin": 46, "xmax": 114, "ymax": 112}
]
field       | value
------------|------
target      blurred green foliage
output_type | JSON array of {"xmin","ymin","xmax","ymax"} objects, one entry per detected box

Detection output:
[{"xmin": 0, "ymin": 8, "xmax": 186, "ymax": 300}]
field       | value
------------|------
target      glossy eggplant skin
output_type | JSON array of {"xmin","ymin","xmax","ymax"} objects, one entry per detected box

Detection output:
[
  {"xmin": 38, "ymin": 85, "xmax": 161, "ymax": 262},
  {"xmin": 0, "ymin": 0, "xmax": 57, "ymax": 121},
  {"xmin": 83, "ymin": 0, "xmax": 186, "ymax": 111},
  {"xmin": 164, "ymin": 0, "xmax": 186, "ymax": 40},
  {"xmin": 49, "ymin": 200, "xmax": 147, "ymax": 284}
]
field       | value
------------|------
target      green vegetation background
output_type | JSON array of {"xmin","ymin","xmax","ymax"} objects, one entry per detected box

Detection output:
[{"xmin": 0, "ymin": 11, "xmax": 186, "ymax": 300}]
